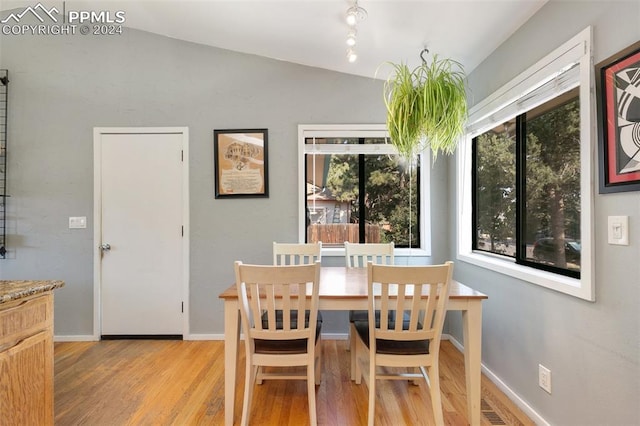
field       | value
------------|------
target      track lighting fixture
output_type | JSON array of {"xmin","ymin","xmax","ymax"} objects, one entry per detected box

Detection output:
[{"xmin": 344, "ymin": 1, "xmax": 367, "ymax": 63}]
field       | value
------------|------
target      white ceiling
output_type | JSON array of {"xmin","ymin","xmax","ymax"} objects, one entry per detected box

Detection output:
[{"xmin": 2, "ymin": 0, "xmax": 548, "ymax": 79}]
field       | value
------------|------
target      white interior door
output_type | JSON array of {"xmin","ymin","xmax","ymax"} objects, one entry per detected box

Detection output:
[{"xmin": 95, "ymin": 129, "xmax": 188, "ymax": 336}]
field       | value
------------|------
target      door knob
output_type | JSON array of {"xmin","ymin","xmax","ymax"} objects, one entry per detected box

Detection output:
[{"xmin": 99, "ymin": 243, "xmax": 111, "ymax": 251}]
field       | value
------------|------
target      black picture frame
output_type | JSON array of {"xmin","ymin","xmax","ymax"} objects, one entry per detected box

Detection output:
[
  {"xmin": 213, "ymin": 129, "xmax": 269, "ymax": 198},
  {"xmin": 596, "ymin": 40, "xmax": 640, "ymax": 193}
]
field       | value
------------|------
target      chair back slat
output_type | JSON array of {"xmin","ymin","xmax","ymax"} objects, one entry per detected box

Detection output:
[
  {"xmin": 266, "ymin": 284, "xmax": 278, "ymax": 331},
  {"xmin": 345, "ymin": 242, "xmax": 394, "ymax": 268},
  {"xmin": 294, "ymin": 283, "xmax": 304, "ymax": 330},
  {"xmin": 395, "ymin": 285, "xmax": 407, "ymax": 332},
  {"xmin": 235, "ymin": 261, "xmax": 321, "ymax": 341},
  {"xmin": 409, "ymin": 286, "xmax": 422, "ymax": 330},
  {"xmin": 424, "ymin": 282, "xmax": 438, "ymax": 333},
  {"xmin": 379, "ymin": 284, "xmax": 390, "ymax": 327},
  {"xmin": 281, "ymin": 285, "xmax": 291, "ymax": 330},
  {"xmin": 273, "ymin": 242, "xmax": 322, "ymax": 265},
  {"xmin": 248, "ymin": 284, "xmax": 264, "ymax": 331},
  {"xmin": 368, "ymin": 261, "xmax": 454, "ymax": 347}
]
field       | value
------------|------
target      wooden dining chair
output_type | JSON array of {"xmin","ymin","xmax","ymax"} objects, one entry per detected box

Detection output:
[
  {"xmin": 234, "ymin": 261, "xmax": 322, "ymax": 426},
  {"xmin": 272, "ymin": 241, "xmax": 324, "ymax": 385},
  {"xmin": 354, "ymin": 261, "xmax": 454, "ymax": 426},
  {"xmin": 273, "ymin": 241, "xmax": 322, "ymax": 265},
  {"xmin": 344, "ymin": 242, "xmax": 394, "ymax": 268},
  {"xmin": 344, "ymin": 241, "xmax": 394, "ymax": 380},
  {"xmin": 272, "ymin": 241, "xmax": 324, "ymax": 383}
]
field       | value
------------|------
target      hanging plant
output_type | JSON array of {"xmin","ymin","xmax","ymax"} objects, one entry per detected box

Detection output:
[{"xmin": 383, "ymin": 52, "xmax": 468, "ymax": 161}]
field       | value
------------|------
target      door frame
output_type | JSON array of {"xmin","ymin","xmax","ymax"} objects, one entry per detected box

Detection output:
[{"xmin": 93, "ymin": 127, "xmax": 190, "ymax": 340}]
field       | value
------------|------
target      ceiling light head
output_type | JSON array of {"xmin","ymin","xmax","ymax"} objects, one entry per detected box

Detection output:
[
  {"xmin": 347, "ymin": 48, "xmax": 358, "ymax": 63},
  {"xmin": 346, "ymin": 10, "xmax": 357, "ymax": 26},
  {"xmin": 346, "ymin": 2, "xmax": 367, "ymax": 26},
  {"xmin": 346, "ymin": 29, "xmax": 357, "ymax": 47}
]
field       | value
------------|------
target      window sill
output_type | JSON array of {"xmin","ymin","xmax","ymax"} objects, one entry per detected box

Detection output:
[
  {"xmin": 457, "ymin": 250, "xmax": 593, "ymax": 301},
  {"xmin": 322, "ymin": 247, "xmax": 430, "ymax": 257}
]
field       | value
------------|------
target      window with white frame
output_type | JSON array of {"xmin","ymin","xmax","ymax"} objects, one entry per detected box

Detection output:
[
  {"xmin": 457, "ymin": 27, "xmax": 594, "ymax": 300},
  {"xmin": 298, "ymin": 125, "xmax": 430, "ymax": 255}
]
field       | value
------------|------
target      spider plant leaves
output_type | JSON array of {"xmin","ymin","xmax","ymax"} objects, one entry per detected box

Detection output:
[{"xmin": 383, "ymin": 55, "xmax": 468, "ymax": 161}]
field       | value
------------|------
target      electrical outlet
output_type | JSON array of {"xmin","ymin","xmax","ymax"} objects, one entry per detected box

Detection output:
[{"xmin": 539, "ymin": 364, "xmax": 551, "ymax": 394}]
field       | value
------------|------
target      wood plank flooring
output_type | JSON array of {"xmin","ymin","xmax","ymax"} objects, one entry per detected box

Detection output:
[{"xmin": 54, "ymin": 339, "xmax": 534, "ymax": 426}]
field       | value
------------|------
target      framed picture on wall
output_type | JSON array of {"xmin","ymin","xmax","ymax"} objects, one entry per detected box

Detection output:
[
  {"xmin": 213, "ymin": 129, "xmax": 269, "ymax": 198},
  {"xmin": 596, "ymin": 40, "xmax": 640, "ymax": 193}
]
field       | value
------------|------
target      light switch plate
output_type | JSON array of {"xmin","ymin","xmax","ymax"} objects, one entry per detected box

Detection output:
[
  {"xmin": 69, "ymin": 216, "xmax": 87, "ymax": 229},
  {"xmin": 608, "ymin": 216, "xmax": 629, "ymax": 245}
]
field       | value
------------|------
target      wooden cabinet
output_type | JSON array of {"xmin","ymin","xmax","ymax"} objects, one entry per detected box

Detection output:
[{"xmin": 0, "ymin": 292, "xmax": 54, "ymax": 425}]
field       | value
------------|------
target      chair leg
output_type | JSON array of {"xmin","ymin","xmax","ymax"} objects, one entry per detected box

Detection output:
[
  {"xmin": 411, "ymin": 367, "xmax": 421, "ymax": 386},
  {"xmin": 256, "ymin": 366, "xmax": 264, "ymax": 385},
  {"xmin": 426, "ymin": 364, "xmax": 445, "ymax": 426},
  {"xmin": 346, "ymin": 324, "xmax": 351, "ymax": 352},
  {"xmin": 354, "ymin": 337, "xmax": 363, "ymax": 385},
  {"xmin": 350, "ymin": 323, "xmax": 357, "ymax": 380},
  {"xmin": 315, "ymin": 341, "xmax": 322, "ymax": 385},
  {"xmin": 240, "ymin": 363, "xmax": 258, "ymax": 426},
  {"xmin": 367, "ymin": 357, "xmax": 376, "ymax": 426},
  {"xmin": 307, "ymin": 363, "xmax": 318, "ymax": 426}
]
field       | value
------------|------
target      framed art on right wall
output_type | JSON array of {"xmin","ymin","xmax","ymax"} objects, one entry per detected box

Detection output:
[{"xmin": 596, "ymin": 40, "xmax": 640, "ymax": 193}]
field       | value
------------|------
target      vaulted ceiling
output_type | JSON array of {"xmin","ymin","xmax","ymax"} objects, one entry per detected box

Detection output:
[{"xmin": 1, "ymin": 0, "xmax": 548, "ymax": 79}]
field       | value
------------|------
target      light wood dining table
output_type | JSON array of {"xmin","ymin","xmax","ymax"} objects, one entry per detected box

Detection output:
[{"xmin": 219, "ymin": 266, "xmax": 488, "ymax": 426}]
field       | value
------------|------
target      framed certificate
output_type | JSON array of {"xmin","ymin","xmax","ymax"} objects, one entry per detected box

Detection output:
[{"xmin": 213, "ymin": 129, "xmax": 269, "ymax": 198}]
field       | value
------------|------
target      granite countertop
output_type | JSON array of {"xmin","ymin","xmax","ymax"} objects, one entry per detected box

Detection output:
[{"xmin": 0, "ymin": 280, "xmax": 65, "ymax": 304}]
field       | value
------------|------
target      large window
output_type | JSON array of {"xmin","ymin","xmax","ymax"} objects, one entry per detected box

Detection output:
[
  {"xmin": 458, "ymin": 27, "xmax": 594, "ymax": 300},
  {"xmin": 473, "ymin": 89, "xmax": 581, "ymax": 278},
  {"xmin": 299, "ymin": 125, "xmax": 430, "ymax": 254}
]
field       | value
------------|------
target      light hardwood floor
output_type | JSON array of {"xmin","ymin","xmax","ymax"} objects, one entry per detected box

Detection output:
[{"xmin": 54, "ymin": 339, "xmax": 534, "ymax": 426}]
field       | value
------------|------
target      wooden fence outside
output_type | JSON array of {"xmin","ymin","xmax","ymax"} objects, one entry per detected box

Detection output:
[{"xmin": 307, "ymin": 223, "xmax": 380, "ymax": 244}]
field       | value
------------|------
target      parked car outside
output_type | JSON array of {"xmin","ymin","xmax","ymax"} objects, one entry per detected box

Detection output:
[{"xmin": 532, "ymin": 237, "xmax": 581, "ymax": 265}]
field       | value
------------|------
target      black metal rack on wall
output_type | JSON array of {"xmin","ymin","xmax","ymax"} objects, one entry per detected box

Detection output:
[{"xmin": 0, "ymin": 70, "xmax": 8, "ymax": 258}]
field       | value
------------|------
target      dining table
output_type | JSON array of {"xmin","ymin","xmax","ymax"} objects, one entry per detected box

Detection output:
[{"xmin": 218, "ymin": 266, "xmax": 488, "ymax": 426}]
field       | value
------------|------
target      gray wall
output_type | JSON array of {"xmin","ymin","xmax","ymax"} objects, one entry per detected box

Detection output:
[
  {"xmin": 0, "ymin": 23, "xmax": 443, "ymax": 336},
  {"xmin": 449, "ymin": 1, "xmax": 640, "ymax": 425}
]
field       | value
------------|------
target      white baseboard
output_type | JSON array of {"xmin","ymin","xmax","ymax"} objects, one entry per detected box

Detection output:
[
  {"xmin": 322, "ymin": 333, "xmax": 348, "ymax": 340},
  {"xmin": 54, "ymin": 335, "xmax": 98, "ymax": 342},
  {"xmin": 56, "ymin": 334, "xmax": 225, "ymax": 342},
  {"xmin": 184, "ymin": 334, "xmax": 224, "ymax": 341},
  {"xmin": 447, "ymin": 335, "xmax": 549, "ymax": 426}
]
